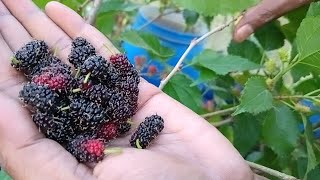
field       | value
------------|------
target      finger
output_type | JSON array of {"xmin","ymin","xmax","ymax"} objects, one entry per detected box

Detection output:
[
  {"xmin": 0, "ymin": 1, "xmax": 32, "ymax": 51},
  {"xmin": 233, "ymin": 0, "xmax": 312, "ymax": 42},
  {"xmin": 45, "ymin": 1, "xmax": 119, "ymax": 59},
  {"xmin": 45, "ymin": 1, "xmax": 162, "ymax": 107},
  {"xmin": 2, "ymin": 0, "xmax": 72, "ymax": 60}
]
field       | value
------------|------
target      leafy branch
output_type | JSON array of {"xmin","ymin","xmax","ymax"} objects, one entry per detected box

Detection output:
[{"xmin": 158, "ymin": 14, "xmax": 242, "ymax": 89}]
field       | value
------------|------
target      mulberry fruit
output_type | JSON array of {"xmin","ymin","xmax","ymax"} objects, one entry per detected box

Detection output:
[
  {"xmin": 32, "ymin": 111, "xmax": 78, "ymax": 144},
  {"xmin": 83, "ymin": 84, "xmax": 112, "ymax": 105},
  {"xmin": 81, "ymin": 55, "xmax": 119, "ymax": 84},
  {"xmin": 96, "ymin": 122, "xmax": 118, "ymax": 142},
  {"xmin": 66, "ymin": 134, "xmax": 105, "ymax": 162},
  {"xmin": 109, "ymin": 53, "xmax": 133, "ymax": 73},
  {"xmin": 69, "ymin": 98, "xmax": 109, "ymax": 132},
  {"xmin": 118, "ymin": 121, "xmax": 131, "ymax": 136},
  {"xmin": 130, "ymin": 115, "xmax": 164, "ymax": 149},
  {"xmin": 11, "ymin": 40, "xmax": 49, "ymax": 73},
  {"xmin": 32, "ymin": 70, "xmax": 72, "ymax": 91},
  {"xmin": 19, "ymin": 83, "xmax": 60, "ymax": 112},
  {"xmin": 68, "ymin": 37, "xmax": 96, "ymax": 68}
]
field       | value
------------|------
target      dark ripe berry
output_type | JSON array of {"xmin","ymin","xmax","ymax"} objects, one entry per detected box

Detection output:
[
  {"xmin": 130, "ymin": 115, "xmax": 164, "ymax": 149},
  {"xmin": 68, "ymin": 38, "xmax": 96, "ymax": 68},
  {"xmin": 11, "ymin": 40, "xmax": 49, "ymax": 73},
  {"xmin": 32, "ymin": 111, "xmax": 78, "ymax": 144},
  {"xmin": 107, "ymin": 89, "xmax": 136, "ymax": 120},
  {"xmin": 32, "ymin": 71, "xmax": 72, "ymax": 91},
  {"xmin": 117, "ymin": 121, "xmax": 131, "ymax": 136},
  {"xmin": 19, "ymin": 83, "xmax": 60, "ymax": 112},
  {"xmin": 69, "ymin": 98, "xmax": 109, "ymax": 132},
  {"xmin": 81, "ymin": 55, "xmax": 119, "ymax": 84},
  {"xmin": 96, "ymin": 122, "xmax": 118, "ymax": 142},
  {"xmin": 66, "ymin": 134, "xmax": 105, "ymax": 163},
  {"xmin": 83, "ymin": 84, "xmax": 112, "ymax": 105},
  {"xmin": 109, "ymin": 53, "xmax": 133, "ymax": 73},
  {"xmin": 28, "ymin": 55, "xmax": 72, "ymax": 79}
]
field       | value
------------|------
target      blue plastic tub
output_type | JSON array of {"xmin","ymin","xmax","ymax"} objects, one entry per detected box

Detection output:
[{"xmin": 121, "ymin": 5, "xmax": 213, "ymax": 100}]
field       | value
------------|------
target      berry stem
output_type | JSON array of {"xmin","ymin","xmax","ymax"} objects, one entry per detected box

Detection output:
[
  {"xmin": 72, "ymin": 88, "xmax": 82, "ymax": 93},
  {"xmin": 135, "ymin": 139, "xmax": 142, "ymax": 149},
  {"xmin": 126, "ymin": 119, "xmax": 134, "ymax": 125},
  {"xmin": 75, "ymin": 69, "xmax": 81, "ymax": 78},
  {"xmin": 84, "ymin": 72, "xmax": 91, "ymax": 84},
  {"xmin": 104, "ymin": 147, "xmax": 123, "ymax": 155},
  {"xmin": 60, "ymin": 106, "xmax": 70, "ymax": 111},
  {"xmin": 158, "ymin": 14, "xmax": 243, "ymax": 89},
  {"xmin": 11, "ymin": 57, "xmax": 20, "ymax": 65},
  {"xmin": 201, "ymin": 106, "xmax": 237, "ymax": 118}
]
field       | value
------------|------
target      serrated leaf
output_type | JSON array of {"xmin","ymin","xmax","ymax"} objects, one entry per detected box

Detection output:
[
  {"xmin": 262, "ymin": 105, "xmax": 299, "ymax": 157},
  {"xmin": 306, "ymin": 2, "xmax": 320, "ymax": 17},
  {"xmin": 172, "ymin": 0, "xmax": 258, "ymax": 16},
  {"xmin": 192, "ymin": 49, "xmax": 260, "ymax": 75},
  {"xmin": 227, "ymin": 40, "xmax": 262, "ymax": 64},
  {"xmin": 98, "ymin": 0, "xmax": 140, "ymax": 13},
  {"xmin": 254, "ymin": 21, "xmax": 285, "ymax": 50},
  {"xmin": 163, "ymin": 74, "xmax": 204, "ymax": 114},
  {"xmin": 0, "ymin": 171, "xmax": 12, "ymax": 180},
  {"xmin": 296, "ymin": 15, "xmax": 320, "ymax": 75},
  {"xmin": 190, "ymin": 66, "xmax": 217, "ymax": 86},
  {"xmin": 233, "ymin": 77, "xmax": 273, "ymax": 115},
  {"xmin": 121, "ymin": 30, "xmax": 175, "ymax": 60},
  {"xmin": 233, "ymin": 113, "xmax": 261, "ymax": 156}
]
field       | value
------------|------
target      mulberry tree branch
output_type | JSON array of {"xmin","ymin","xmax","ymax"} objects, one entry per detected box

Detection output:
[
  {"xmin": 158, "ymin": 15, "xmax": 242, "ymax": 89},
  {"xmin": 86, "ymin": 0, "xmax": 102, "ymax": 25}
]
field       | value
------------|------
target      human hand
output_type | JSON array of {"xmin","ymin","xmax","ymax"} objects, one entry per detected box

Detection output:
[
  {"xmin": 0, "ymin": 0, "xmax": 253, "ymax": 179},
  {"xmin": 233, "ymin": 0, "xmax": 312, "ymax": 42}
]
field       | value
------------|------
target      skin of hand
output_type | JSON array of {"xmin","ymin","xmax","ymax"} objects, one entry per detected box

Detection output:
[
  {"xmin": 233, "ymin": 0, "xmax": 312, "ymax": 42},
  {"xmin": 0, "ymin": 0, "xmax": 255, "ymax": 180}
]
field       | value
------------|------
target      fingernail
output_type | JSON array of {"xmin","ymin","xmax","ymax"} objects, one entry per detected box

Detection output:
[{"xmin": 235, "ymin": 24, "xmax": 253, "ymax": 42}]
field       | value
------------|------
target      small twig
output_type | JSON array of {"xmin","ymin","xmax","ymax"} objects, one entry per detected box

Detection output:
[
  {"xmin": 78, "ymin": 0, "xmax": 91, "ymax": 13},
  {"xmin": 201, "ymin": 106, "xmax": 237, "ymax": 118},
  {"xmin": 137, "ymin": 10, "xmax": 179, "ymax": 30},
  {"xmin": 246, "ymin": 161, "xmax": 298, "ymax": 180},
  {"xmin": 212, "ymin": 118, "xmax": 234, "ymax": 127},
  {"xmin": 158, "ymin": 15, "xmax": 241, "ymax": 89},
  {"xmin": 86, "ymin": 0, "xmax": 102, "ymax": 25}
]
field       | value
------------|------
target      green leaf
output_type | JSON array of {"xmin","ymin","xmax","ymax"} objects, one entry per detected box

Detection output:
[
  {"xmin": 96, "ymin": 12, "xmax": 116, "ymax": 35},
  {"xmin": 33, "ymin": 0, "xmax": 51, "ymax": 9},
  {"xmin": 233, "ymin": 76, "xmax": 273, "ymax": 115},
  {"xmin": 121, "ymin": 30, "xmax": 175, "ymax": 60},
  {"xmin": 172, "ymin": 0, "xmax": 258, "ymax": 16},
  {"xmin": 60, "ymin": 0, "xmax": 84, "ymax": 11},
  {"xmin": 307, "ymin": 164, "xmax": 320, "ymax": 180},
  {"xmin": 233, "ymin": 113, "xmax": 261, "ymax": 156},
  {"xmin": 254, "ymin": 21, "xmax": 285, "ymax": 51},
  {"xmin": 262, "ymin": 105, "xmax": 299, "ymax": 157},
  {"xmin": 296, "ymin": 15, "xmax": 320, "ymax": 75},
  {"xmin": 183, "ymin": 9, "xmax": 200, "ymax": 28},
  {"xmin": 281, "ymin": 5, "xmax": 308, "ymax": 42},
  {"xmin": 190, "ymin": 66, "xmax": 217, "ymax": 86},
  {"xmin": 0, "ymin": 170, "xmax": 12, "ymax": 180},
  {"xmin": 192, "ymin": 49, "xmax": 260, "ymax": 75},
  {"xmin": 227, "ymin": 40, "xmax": 263, "ymax": 64},
  {"xmin": 301, "ymin": 115, "xmax": 318, "ymax": 177},
  {"xmin": 98, "ymin": 0, "xmax": 140, "ymax": 13},
  {"xmin": 306, "ymin": 1, "xmax": 320, "ymax": 17},
  {"xmin": 163, "ymin": 73, "xmax": 204, "ymax": 114}
]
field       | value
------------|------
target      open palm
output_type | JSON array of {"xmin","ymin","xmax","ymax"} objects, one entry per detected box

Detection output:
[{"xmin": 0, "ymin": 1, "xmax": 253, "ymax": 179}]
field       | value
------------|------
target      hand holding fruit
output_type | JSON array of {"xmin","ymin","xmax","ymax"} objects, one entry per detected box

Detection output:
[{"xmin": 0, "ymin": 1, "xmax": 252, "ymax": 180}]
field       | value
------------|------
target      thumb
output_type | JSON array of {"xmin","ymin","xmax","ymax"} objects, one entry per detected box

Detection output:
[{"xmin": 233, "ymin": 0, "xmax": 312, "ymax": 42}]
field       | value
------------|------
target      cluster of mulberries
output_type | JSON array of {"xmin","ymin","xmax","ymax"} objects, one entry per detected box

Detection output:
[{"xmin": 12, "ymin": 38, "xmax": 164, "ymax": 163}]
